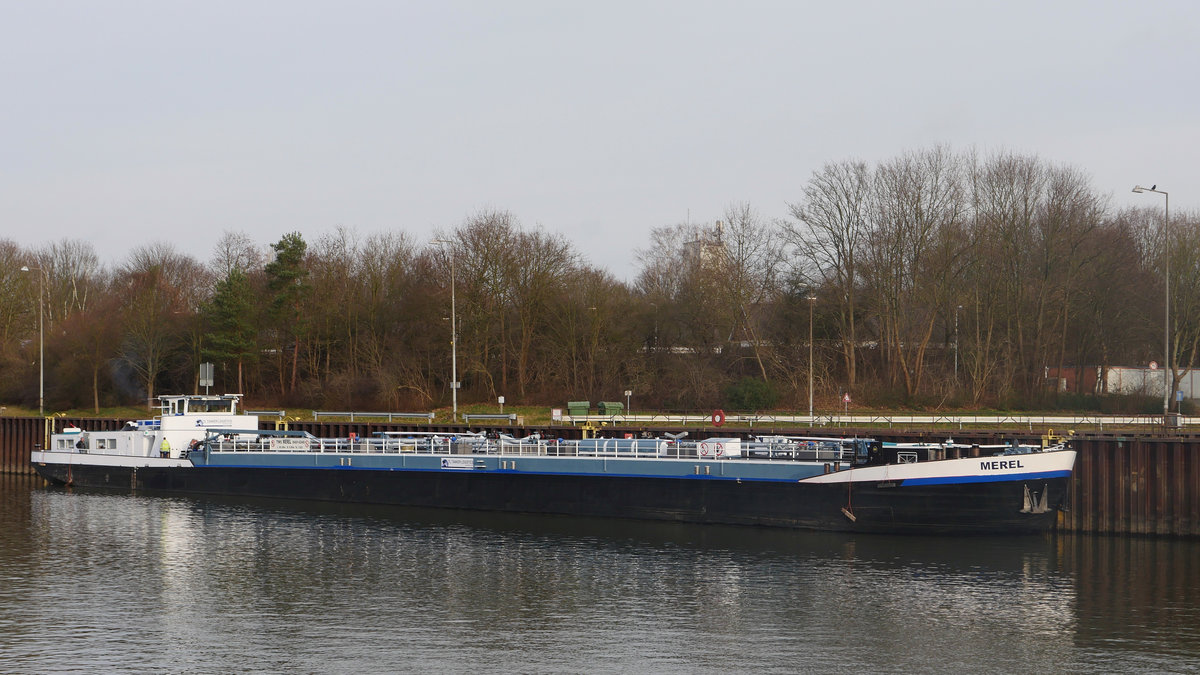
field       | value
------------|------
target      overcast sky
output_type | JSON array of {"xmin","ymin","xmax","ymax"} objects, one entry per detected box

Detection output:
[{"xmin": 2, "ymin": 1, "xmax": 1196, "ymax": 281}]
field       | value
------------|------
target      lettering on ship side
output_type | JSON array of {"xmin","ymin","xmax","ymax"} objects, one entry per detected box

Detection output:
[{"xmin": 980, "ymin": 459, "xmax": 1026, "ymax": 471}]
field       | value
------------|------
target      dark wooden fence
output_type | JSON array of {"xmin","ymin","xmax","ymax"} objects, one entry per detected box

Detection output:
[{"xmin": 4, "ymin": 416, "xmax": 1199, "ymax": 537}]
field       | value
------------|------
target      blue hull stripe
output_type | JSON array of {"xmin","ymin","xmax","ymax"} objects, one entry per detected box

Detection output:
[{"xmin": 902, "ymin": 469, "xmax": 1072, "ymax": 486}]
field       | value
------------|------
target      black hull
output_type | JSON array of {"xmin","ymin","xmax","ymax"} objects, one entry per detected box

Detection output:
[{"xmin": 33, "ymin": 463, "xmax": 1067, "ymax": 535}]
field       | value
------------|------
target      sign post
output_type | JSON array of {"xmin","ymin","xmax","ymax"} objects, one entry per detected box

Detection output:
[{"xmin": 199, "ymin": 362, "xmax": 214, "ymax": 395}]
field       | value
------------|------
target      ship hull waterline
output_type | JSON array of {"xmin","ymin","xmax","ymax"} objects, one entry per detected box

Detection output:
[{"xmin": 32, "ymin": 460, "xmax": 1067, "ymax": 535}]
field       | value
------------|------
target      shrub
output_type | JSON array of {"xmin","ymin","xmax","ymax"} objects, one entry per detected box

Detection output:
[{"xmin": 724, "ymin": 377, "xmax": 778, "ymax": 411}]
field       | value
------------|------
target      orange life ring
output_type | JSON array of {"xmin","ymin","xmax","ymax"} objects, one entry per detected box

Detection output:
[{"xmin": 712, "ymin": 409, "xmax": 726, "ymax": 427}]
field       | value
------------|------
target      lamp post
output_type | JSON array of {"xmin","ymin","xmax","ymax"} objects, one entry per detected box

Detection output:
[
  {"xmin": 19, "ymin": 265, "xmax": 44, "ymax": 416},
  {"xmin": 431, "ymin": 239, "xmax": 458, "ymax": 421},
  {"xmin": 1133, "ymin": 185, "xmax": 1170, "ymax": 415},
  {"xmin": 807, "ymin": 295, "xmax": 816, "ymax": 424}
]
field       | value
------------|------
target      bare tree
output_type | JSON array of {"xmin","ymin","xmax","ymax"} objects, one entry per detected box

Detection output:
[
  {"xmin": 210, "ymin": 230, "xmax": 265, "ymax": 278},
  {"xmin": 116, "ymin": 243, "xmax": 208, "ymax": 407},
  {"xmin": 1161, "ymin": 210, "xmax": 1200, "ymax": 399},
  {"xmin": 864, "ymin": 146, "xmax": 965, "ymax": 397},
  {"xmin": 716, "ymin": 202, "xmax": 785, "ymax": 382},
  {"xmin": 967, "ymin": 151, "xmax": 1046, "ymax": 399},
  {"xmin": 444, "ymin": 210, "xmax": 521, "ymax": 399},
  {"xmin": 509, "ymin": 227, "xmax": 578, "ymax": 399},
  {"xmin": 636, "ymin": 221, "xmax": 736, "ymax": 407},
  {"xmin": 38, "ymin": 239, "xmax": 103, "ymax": 322},
  {"xmin": 0, "ymin": 240, "xmax": 32, "ymax": 348},
  {"xmin": 786, "ymin": 160, "xmax": 870, "ymax": 390}
]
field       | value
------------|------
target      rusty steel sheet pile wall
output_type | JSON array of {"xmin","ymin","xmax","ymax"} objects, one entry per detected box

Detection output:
[
  {"xmin": 1064, "ymin": 435, "xmax": 1200, "ymax": 537},
  {"xmin": 1, "ymin": 417, "xmax": 43, "ymax": 475}
]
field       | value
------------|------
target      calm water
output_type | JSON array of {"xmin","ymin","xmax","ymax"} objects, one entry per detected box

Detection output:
[{"xmin": 2, "ymin": 474, "xmax": 1199, "ymax": 674}]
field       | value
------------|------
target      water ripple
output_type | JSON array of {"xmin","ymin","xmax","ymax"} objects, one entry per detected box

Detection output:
[{"xmin": 0, "ymin": 486, "xmax": 1198, "ymax": 673}]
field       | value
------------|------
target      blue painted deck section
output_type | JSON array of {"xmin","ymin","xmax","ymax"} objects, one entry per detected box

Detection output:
[{"xmin": 197, "ymin": 452, "xmax": 830, "ymax": 482}]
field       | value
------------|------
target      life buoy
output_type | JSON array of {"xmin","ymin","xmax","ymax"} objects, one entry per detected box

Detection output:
[{"xmin": 712, "ymin": 409, "xmax": 725, "ymax": 427}]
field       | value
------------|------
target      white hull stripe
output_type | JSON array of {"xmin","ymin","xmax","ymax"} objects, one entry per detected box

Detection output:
[
  {"xmin": 31, "ymin": 451, "xmax": 191, "ymax": 469},
  {"xmin": 801, "ymin": 450, "xmax": 1077, "ymax": 485}
]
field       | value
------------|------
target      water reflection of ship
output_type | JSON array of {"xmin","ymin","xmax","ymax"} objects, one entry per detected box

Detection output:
[{"xmin": 180, "ymin": 492, "xmax": 1070, "ymax": 574}]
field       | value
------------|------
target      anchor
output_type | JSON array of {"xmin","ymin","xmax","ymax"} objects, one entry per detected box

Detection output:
[{"xmin": 1020, "ymin": 483, "xmax": 1050, "ymax": 515}]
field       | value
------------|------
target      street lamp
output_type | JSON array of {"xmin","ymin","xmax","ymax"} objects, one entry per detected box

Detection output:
[
  {"xmin": 807, "ymin": 295, "xmax": 816, "ymax": 424},
  {"xmin": 1133, "ymin": 185, "xmax": 1170, "ymax": 415},
  {"xmin": 19, "ymin": 265, "xmax": 44, "ymax": 416},
  {"xmin": 431, "ymin": 239, "xmax": 459, "ymax": 421}
]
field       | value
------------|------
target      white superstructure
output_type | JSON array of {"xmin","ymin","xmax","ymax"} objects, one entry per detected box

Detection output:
[{"xmin": 32, "ymin": 394, "xmax": 259, "ymax": 469}]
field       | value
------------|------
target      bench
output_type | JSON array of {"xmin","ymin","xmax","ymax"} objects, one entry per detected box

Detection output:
[
  {"xmin": 313, "ymin": 411, "xmax": 435, "ymax": 422},
  {"xmin": 462, "ymin": 413, "xmax": 517, "ymax": 425}
]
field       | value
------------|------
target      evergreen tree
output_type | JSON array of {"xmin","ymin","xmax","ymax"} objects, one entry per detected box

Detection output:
[
  {"xmin": 264, "ymin": 233, "xmax": 310, "ymax": 395},
  {"xmin": 203, "ymin": 268, "xmax": 257, "ymax": 394}
]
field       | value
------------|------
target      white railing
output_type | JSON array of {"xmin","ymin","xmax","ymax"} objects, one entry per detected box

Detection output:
[
  {"xmin": 565, "ymin": 412, "xmax": 1189, "ymax": 430},
  {"xmin": 203, "ymin": 436, "xmax": 861, "ymax": 462}
]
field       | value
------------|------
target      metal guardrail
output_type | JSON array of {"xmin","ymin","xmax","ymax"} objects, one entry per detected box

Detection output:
[
  {"xmin": 462, "ymin": 413, "xmax": 517, "ymax": 425},
  {"xmin": 564, "ymin": 412, "xmax": 1192, "ymax": 430},
  {"xmin": 312, "ymin": 411, "xmax": 435, "ymax": 422},
  {"xmin": 246, "ymin": 410, "xmax": 286, "ymax": 418}
]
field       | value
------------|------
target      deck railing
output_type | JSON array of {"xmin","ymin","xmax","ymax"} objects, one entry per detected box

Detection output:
[{"xmin": 202, "ymin": 436, "xmax": 861, "ymax": 462}]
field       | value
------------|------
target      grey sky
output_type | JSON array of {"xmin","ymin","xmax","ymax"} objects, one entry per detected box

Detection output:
[{"xmin": 3, "ymin": 1, "xmax": 1195, "ymax": 281}]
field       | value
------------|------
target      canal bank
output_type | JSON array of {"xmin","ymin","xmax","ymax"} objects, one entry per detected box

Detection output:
[{"xmin": 4, "ymin": 415, "xmax": 1198, "ymax": 537}]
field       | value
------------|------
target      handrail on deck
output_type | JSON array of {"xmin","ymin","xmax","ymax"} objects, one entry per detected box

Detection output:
[{"xmin": 202, "ymin": 435, "xmax": 866, "ymax": 462}]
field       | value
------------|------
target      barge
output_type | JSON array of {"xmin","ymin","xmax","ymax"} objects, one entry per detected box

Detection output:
[{"xmin": 31, "ymin": 394, "xmax": 1076, "ymax": 534}]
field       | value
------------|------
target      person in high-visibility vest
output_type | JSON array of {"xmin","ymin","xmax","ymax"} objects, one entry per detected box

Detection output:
[{"xmin": 160, "ymin": 437, "xmax": 170, "ymax": 458}]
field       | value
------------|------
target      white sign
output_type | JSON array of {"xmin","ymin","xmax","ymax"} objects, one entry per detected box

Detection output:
[
  {"xmin": 440, "ymin": 457, "xmax": 474, "ymax": 470},
  {"xmin": 551, "ymin": 408, "xmax": 562, "ymax": 421},
  {"xmin": 268, "ymin": 438, "xmax": 310, "ymax": 451},
  {"xmin": 843, "ymin": 393, "xmax": 851, "ymax": 403}
]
